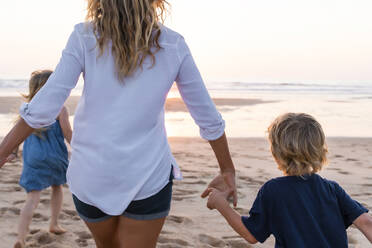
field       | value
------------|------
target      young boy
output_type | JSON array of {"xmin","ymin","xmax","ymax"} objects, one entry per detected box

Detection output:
[{"xmin": 206, "ymin": 113, "xmax": 372, "ymax": 247}]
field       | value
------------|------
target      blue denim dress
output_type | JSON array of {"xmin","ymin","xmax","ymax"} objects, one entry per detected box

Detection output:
[{"xmin": 20, "ymin": 120, "xmax": 69, "ymax": 192}]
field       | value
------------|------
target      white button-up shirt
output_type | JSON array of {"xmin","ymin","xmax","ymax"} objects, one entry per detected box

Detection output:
[{"xmin": 20, "ymin": 23, "xmax": 225, "ymax": 215}]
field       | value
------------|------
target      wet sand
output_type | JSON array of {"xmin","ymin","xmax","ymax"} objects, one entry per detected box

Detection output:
[{"xmin": 0, "ymin": 96, "xmax": 275, "ymax": 114}]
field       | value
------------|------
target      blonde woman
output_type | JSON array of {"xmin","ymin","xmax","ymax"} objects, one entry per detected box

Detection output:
[{"xmin": 0, "ymin": 1, "xmax": 237, "ymax": 247}]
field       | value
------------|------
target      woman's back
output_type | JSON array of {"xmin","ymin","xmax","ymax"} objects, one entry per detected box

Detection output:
[{"xmin": 20, "ymin": 23, "xmax": 225, "ymax": 215}]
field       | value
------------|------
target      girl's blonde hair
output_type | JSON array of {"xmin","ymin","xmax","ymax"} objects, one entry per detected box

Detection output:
[
  {"xmin": 86, "ymin": 0, "xmax": 169, "ymax": 80},
  {"xmin": 22, "ymin": 70, "xmax": 53, "ymax": 137},
  {"xmin": 268, "ymin": 113, "xmax": 328, "ymax": 176}
]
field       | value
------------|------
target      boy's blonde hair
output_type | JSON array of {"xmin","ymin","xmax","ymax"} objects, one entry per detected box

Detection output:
[{"xmin": 268, "ymin": 113, "xmax": 328, "ymax": 176}]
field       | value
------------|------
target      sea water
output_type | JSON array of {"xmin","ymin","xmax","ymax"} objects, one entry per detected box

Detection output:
[{"xmin": 0, "ymin": 79, "xmax": 371, "ymax": 138}]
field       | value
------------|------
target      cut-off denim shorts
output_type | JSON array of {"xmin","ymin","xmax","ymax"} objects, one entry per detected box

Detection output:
[{"xmin": 72, "ymin": 167, "xmax": 174, "ymax": 223}]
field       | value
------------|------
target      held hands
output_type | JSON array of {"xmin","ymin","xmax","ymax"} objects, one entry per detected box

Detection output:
[
  {"xmin": 201, "ymin": 171, "xmax": 238, "ymax": 207},
  {"xmin": 205, "ymin": 188, "xmax": 230, "ymax": 210}
]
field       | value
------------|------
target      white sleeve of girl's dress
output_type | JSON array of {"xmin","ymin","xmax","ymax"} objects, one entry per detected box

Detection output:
[
  {"xmin": 20, "ymin": 25, "xmax": 84, "ymax": 129},
  {"xmin": 175, "ymin": 37, "xmax": 225, "ymax": 141}
]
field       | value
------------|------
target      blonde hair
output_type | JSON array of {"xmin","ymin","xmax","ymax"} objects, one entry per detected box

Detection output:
[
  {"xmin": 86, "ymin": 0, "xmax": 169, "ymax": 80},
  {"xmin": 268, "ymin": 113, "xmax": 328, "ymax": 176},
  {"xmin": 22, "ymin": 70, "xmax": 53, "ymax": 137}
]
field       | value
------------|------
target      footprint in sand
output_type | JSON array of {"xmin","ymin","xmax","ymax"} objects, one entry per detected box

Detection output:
[
  {"xmin": 40, "ymin": 198, "xmax": 51, "ymax": 205},
  {"xmin": 0, "ymin": 206, "xmax": 21, "ymax": 216},
  {"xmin": 13, "ymin": 200, "xmax": 26, "ymax": 205},
  {"xmin": 31, "ymin": 230, "xmax": 56, "ymax": 246},
  {"xmin": 173, "ymin": 188, "xmax": 199, "ymax": 201},
  {"xmin": 198, "ymin": 234, "xmax": 226, "ymax": 247},
  {"xmin": 30, "ymin": 229, "xmax": 41, "ymax": 234},
  {"xmin": 75, "ymin": 238, "xmax": 89, "ymax": 247},
  {"xmin": 158, "ymin": 236, "xmax": 190, "ymax": 247},
  {"xmin": 338, "ymin": 171, "xmax": 351, "ymax": 175},
  {"xmin": 166, "ymin": 215, "xmax": 192, "ymax": 225},
  {"xmin": 182, "ymin": 180, "xmax": 207, "ymax": 185},
  {"xmin": 225, "ymin": 238, "xmax": 252, "ymax": 248},
  {"xmin": 345, "ymin": 158, "xmax": 358, "ymax": 162},
  {"xmin": 3, "ymin": 179, "xmax": 19, "ymax": 184},
  {"xmin": 62, "ymin": 209, "xmax": 81, "ymax": 221},
  {"xmin": 32, "ymin": 212, "xmax": 49, "ymax": 221},
  {"xmin": 333, "ymin": 154, "xmax": 343, "ymax": 158}
]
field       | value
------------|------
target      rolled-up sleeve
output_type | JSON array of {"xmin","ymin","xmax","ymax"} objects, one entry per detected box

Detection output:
[
  {"xmin": 175, "ymin": 37, "xmax": 225, "ymax": 141},
  {"xmin": 20, "ymin": 24, "xmax": 84, "ymax": 128}
]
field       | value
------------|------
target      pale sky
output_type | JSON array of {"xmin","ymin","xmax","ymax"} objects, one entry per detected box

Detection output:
[{"xmin": 1, "ymin": 0, "xmax": 371, "ymax": 83}]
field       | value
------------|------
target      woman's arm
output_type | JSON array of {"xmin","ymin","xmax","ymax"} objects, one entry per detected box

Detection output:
[
  {"xmin": 1, "ymin": 25, "xmax": 83, "ymax": 168},
  {"xmin": 175, "ymin": 37, "xmax": 237, "ymax": 205},
  {"xmin": 0, "ymin": 119, "xmax": 34, "ymax": 168},
  {"xmin": 203, "ymin": 133, "xmax": 237, "ymax": 206},
  {"xmin": 353, "ymin": 213, "xmax": 372, "ymax": 243},
  {"xmin": 58, "ymin": 106, "xmax": 72, "ymax": 144}
]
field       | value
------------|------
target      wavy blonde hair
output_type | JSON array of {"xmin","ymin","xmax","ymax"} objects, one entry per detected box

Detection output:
[
  {"xmin": 86, "ymin": 0, "xmax": 169, "ymax": 80},
  {"xmin": 268, "ymin": 113, "xmax": 328, "ymax": 176}
]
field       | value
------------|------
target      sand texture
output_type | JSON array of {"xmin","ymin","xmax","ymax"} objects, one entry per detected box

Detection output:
[{"xmin": 0, "ymin": 137, "xmax": 371, "ymax": 247}]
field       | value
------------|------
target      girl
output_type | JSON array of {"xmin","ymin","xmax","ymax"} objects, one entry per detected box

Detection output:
[
  {"xmin": 0, "ymin": 1, "xmax": 237, "ymax": 247},
  {"xmin": 11, "ymin": 70, "xmax": 73, "ymax": 248}
]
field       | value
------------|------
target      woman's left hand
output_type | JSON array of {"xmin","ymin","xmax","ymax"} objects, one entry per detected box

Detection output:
[{"xmin": 201, "ymin": 171, "xmax": 238, "ymax": 207}]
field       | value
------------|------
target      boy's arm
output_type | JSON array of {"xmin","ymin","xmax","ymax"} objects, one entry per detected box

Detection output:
[
  {"xmin": 207, "ymin": 188, "xmax": 257, "ymax": 244},
  {"xmin": 353, "ymin": 213, "xmax": 372, "ymax": 243},
  {"xmin": 58, "ymin": 106, "xmax": 72, "ymax": 144}
]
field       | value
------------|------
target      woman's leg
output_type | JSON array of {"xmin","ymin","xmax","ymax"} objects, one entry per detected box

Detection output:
[
  {"xmin": 49, "ymin": 185, "xmax": 66, "ymax": 234},
  {"xmin": 84, "ymin": 217, "xmax": 121, "ymax": 248},
  {"xmin": 117, "ymin": 216, "xmax": 166, "ymax": 248},
  {"xmin": 14, "ymin": 191, "xmax": 41, "ymax": 248}
]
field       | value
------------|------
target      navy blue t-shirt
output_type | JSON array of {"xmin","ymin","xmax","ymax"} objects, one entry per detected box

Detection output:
[{"xmin": 241, "ymin": 174, "xmax": 368, "ymax": 248}]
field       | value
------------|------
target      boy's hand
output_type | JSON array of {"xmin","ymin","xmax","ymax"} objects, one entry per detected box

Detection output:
[
  {"xmin": 202, "ymin": 172, "xmax": 238, "ymax": 207},
  {"xmin": 206, "ymin": 188, "xmax": 230, "ymax": 210}
]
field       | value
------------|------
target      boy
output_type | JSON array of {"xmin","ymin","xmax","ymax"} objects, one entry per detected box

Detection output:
[{"xmin": 206, "ymin": 113, "xmax": 372, "ymax": 247}]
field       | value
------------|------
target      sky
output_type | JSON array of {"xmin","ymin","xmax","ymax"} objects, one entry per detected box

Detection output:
[{"xmin": 0, "ymin": 0, "xmax": 371, "ymax": 83}]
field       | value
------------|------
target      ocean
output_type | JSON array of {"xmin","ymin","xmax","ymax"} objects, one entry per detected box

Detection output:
[{"xmin": 1, "ymin": 79, "xmax": 372, "ymax": 138}]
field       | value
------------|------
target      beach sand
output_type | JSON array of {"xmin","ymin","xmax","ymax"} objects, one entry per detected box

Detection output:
[{"xmin": 0, "ymin": 137, "xmax": 371, "ymax": 248}]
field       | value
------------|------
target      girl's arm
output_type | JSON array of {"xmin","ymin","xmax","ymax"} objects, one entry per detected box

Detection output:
[
  {"xmin": 207, "ymin": 188, "xmax": 258, "ymax": 244},
  {"xmin": 353, "ymin": 213, "xmax": 372, "ymax": 243},
  {"xmin": 58, "ymin": 106, "xmax": 72, "ymax": 144},
  {"xmin": 0, "ymin": 119, "xmax": 34, "ymax": 168}
]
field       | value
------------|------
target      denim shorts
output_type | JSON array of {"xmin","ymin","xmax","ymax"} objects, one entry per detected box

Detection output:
[{"xmin": 73, "ymin": 168, "xmax": 174, "ymax": 223}]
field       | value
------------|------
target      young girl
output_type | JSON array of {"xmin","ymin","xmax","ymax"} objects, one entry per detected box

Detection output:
[
  {"xmin": 10, "ymin": 70, "xmax": 73, "ymax": 248},
  {"xmin": 206, "ymin": 113, "xmax": 372, "ymax": 247},
  {"xmin": 0, "ymin": 1, "xmax": 237, "ymax": 247}
]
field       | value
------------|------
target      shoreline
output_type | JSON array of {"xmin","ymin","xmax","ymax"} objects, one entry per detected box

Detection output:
[{"xmin": 0, "ymin": 96, "xmax": 276, "ymax": 115}]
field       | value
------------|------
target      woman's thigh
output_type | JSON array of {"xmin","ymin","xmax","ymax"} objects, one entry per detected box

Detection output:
[
  {"xmin": 117, "ymin": 216, "xmax": 166, "ymax": 248},
  {"xmin": 84, "ymin": 217, "xmax": 120, "ymax": 248}
]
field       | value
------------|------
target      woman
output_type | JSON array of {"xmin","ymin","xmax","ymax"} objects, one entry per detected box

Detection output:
[{"xmin": 0, "ymin": 0, "xmax": 237, "ymax": 247}]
